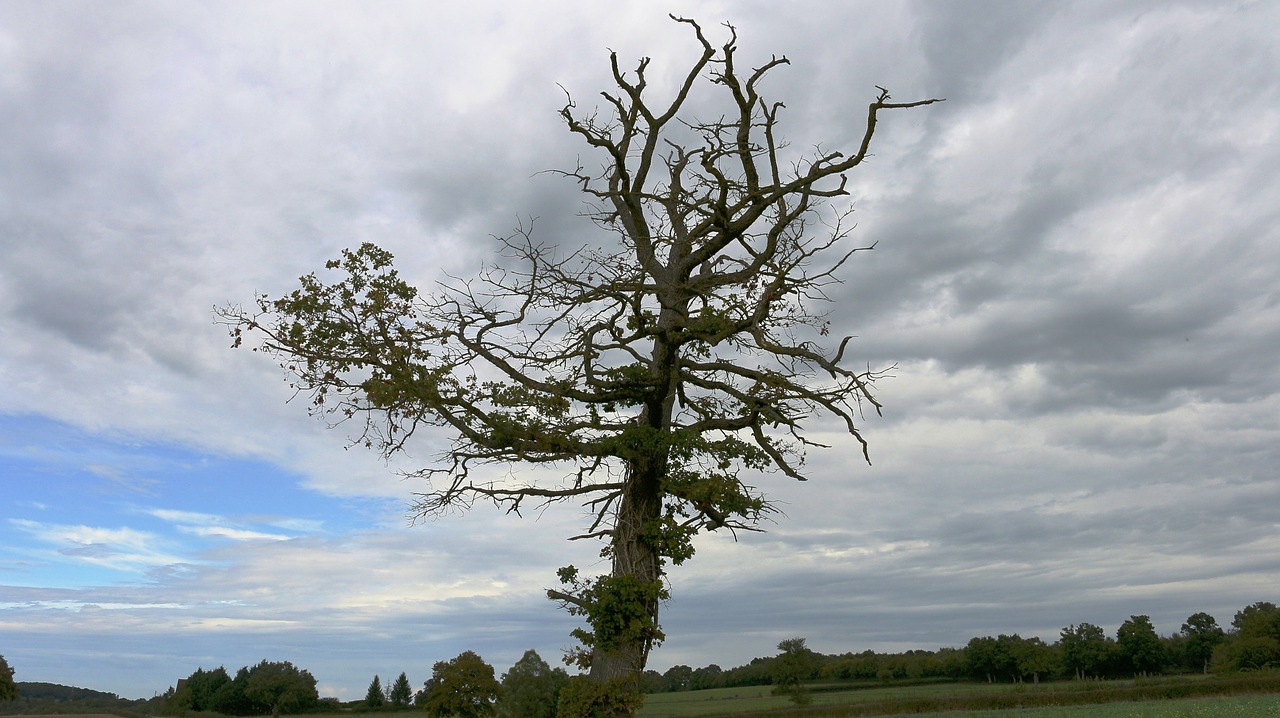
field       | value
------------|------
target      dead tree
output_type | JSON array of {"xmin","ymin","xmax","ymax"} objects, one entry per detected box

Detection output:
[{"xmin": 219, "ymin": 15, "xmax": 941, "ymax": 709}]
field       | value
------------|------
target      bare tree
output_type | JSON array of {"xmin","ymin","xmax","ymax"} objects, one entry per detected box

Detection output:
[{"xmin": 219, "ymin": 15, "xmax": 940, "ymax": 709}]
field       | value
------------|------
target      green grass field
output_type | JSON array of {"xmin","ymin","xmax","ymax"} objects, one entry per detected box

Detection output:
[
  {"xmin": 920, "ymin": 695, "xmax": 1280, "ymax": 717},
  {"xmin": 639, "ymin": 682, "xmax": 1007, "ymax": 717},
  {"xmin": 636, "ymin": 678, "xmax": 1280, "ymax": 718}
]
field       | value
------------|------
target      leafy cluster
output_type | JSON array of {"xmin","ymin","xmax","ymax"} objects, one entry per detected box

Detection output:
[
  {"xmin": 168, "ymin": 660, "xmax": 318, "ymax": 717},
  {"xmin": 417, "ymin": 651, "xmax": 501, "ymax": 718},
  {"xmin": 0, "ymin": 655, "xmax": 15, "ymax": 703}
]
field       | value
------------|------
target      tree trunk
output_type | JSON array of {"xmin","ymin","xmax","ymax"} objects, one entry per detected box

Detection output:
[
  {"xmin": 588, "ymin": 465, "xmax": 663, "ymax": 682},
  {"xmin": 586, "ymin": 312, "xmax": 682, "ymax": 684}
]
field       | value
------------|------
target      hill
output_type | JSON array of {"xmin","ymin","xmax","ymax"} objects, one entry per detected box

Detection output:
[{"xmin": 0, "ymin": 682, "xmax": 163, "ymax": 716}]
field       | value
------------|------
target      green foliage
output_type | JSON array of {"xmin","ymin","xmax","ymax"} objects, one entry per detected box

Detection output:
[
  {"xmin": 390, "ymin": 671, "xmax": 413, "ymax": 708},
  {"xmin": 556, "ymin": 567, "xmax": 669, "ymax": 671},
  {"xmin": 420, "ymin": 651, "xmax": 501, "ymax": 718},
  {"xmin": 1233, "ymin": 601, "xmax": 1280, "ymax": 642},
  {"xmin": 498, "ymin": 650, "xmax": 567, "ymax": 718},
  {"xmin": 169, "ymin": 660, "xmax": 316, "ymax": 716},
  {"xmin": 366, "ymin": 675, "xmax": 385, "ymax": 708},
  {"xmin": 1059, "ymin": 623, "xmax": 1114, "ymax": 680},
  {"xmin": 555, "ymin": 675, "xmax": 644, "ymax": 718},
  {"xmin": 243, "ymin": 659, "xmax": 319, "ymax": 717},
  {"xmin": 1117, "ymin": 615, "xmax": 1165, "ymax": 676},
  {"xmin": 771, "ymin": 638, "xmax": 816, "ymax": 705},
  {"xmin": 170, "ymin": 666, "xmax": 232, "ymax": 713},
  {"xmin": 0, "ymin": 656, "xmax": 15, "ymax": 702},
  {"xmin": 1182, "ymin": 612, "xmax": 1226, "ymax": 674}
]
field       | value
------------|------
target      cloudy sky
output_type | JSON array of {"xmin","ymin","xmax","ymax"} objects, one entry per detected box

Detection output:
[{"xmin": 2, "ymin": 0, "xmax": 1278, "ymax": 701}]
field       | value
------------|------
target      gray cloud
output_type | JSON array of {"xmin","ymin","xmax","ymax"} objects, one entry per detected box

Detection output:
[{"xmin": 1, "ymin": 0, "xmax": 1278, "ymax": 701}]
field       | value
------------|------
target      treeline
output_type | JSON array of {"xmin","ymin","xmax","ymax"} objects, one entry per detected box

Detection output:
[
  {"xmin": 167, "ymin": 660, "xmax": 318, "ymax": 716},
  {"xmin": 645, "ymin": 600, "xmax": 1280, "ymax": 693},
  {"xmin": 0, "ymin": 682, "xmax": 168, "ymax": 716},
  {"xmin": 167, "ymin": 649, "xmax": 568, "ymax": 718}
]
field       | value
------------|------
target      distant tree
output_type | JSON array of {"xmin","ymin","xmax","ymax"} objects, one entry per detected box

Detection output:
[
  {"xmin": 1181, "ymin": 612, "xmax": 1225, "ymax": 674},
  {"xmin": 219, "ymin": 17, "xmax": 940, "ymax": 709},
  {"xmin": 420, "ymin": 651, "xmax": 500, "ymax": 718},
  {"xmin": 210, "ymin": 666, "xmax": 255, "ymax": 716},
  {"xmin": 661, "ymin": 664, "xmax": 693, "ymax": 692},
  {"xmin": 171, "ymin": 666, "xmax": 233, "ymax": 712},
  {"xmin": 689, "ymin": 664, "xmax": 723, "ymax": 691},
  {"xmin": 0, "ymin": 654, "xmax": 16, "ymax": 702},
  {"xmin": 1117, "ymin": 615, "xmax": 1164, "ymax": 677},
  {"xmin": 637, "ymin": 670, "xmax": 665, "ymax": 694},
  {"xmin": 242, "ymin": 660, "xmax": 319, "ymax": 717},
  {"xmin": 770, "ymin": 638, "xmax": 815, "ymax": 705},
  {"xmin": 497, "ymin": 650, "xmax": 567, "ymax": 718},
  {"xmin": 965, "ymin": 636, "xmax": 1017, "ymax": 683},
  {"xmin": 366, "ymin": 675, "xmax": 385, "ymax": 708},
  {"xmin": 1009, "ymin": 636, "xmax": 1056, "ymax": 684},
  {"xmin": 1060, "ymin": 623, "xmax": 1113, "ymax": 680},
  {"xmin": 390, "ymin": 672, "xmax": 413, "ymax": 708},
  {"xmin": 1220, "ymin": 601, "xmax": 1280, "ymax": 671},
  {"xmin": 1233, "ymin": 601, "xmax": 1280, "ymax": 641}
]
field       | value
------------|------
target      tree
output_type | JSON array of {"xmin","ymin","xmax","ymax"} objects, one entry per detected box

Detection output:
[
  {"xmin": 497, "ymin": 650, "xmax": 567, "ymax": 718},
  {"xmin": 242, "ymin": 660, "xmax": 319, "ymax": 717},
  {"xmin": 661, "ymin": 664, "xmax": 693, "ymax": 692},
  {"xmin": 1232, "ymin": 601, "xmax": 1280, "ymax": 642},
  {"xmin": 1181, "ymin": 612, "xmax": 1225, "ymax": 674},
  {"xmin": 420, "ymin": 651, "xmax": 501, "ymax": 718},
  {"xmin": 770, "ymin": 638, "xmax": 815, "ymax": 705},
  {"xmin": 171, "ymin": 666, "xmax": 232, "ymax": 712},
  {"xmin": 0, "ymin": 654, "xmax": 17, "ymax": 702},
  {"xmin": 1060, "ymin": 623, "xmax": 1113, "ymax": 680},
  {"xmin": 366, "ymin": 675, "xmax": 385, "ymax": 708},
  {"xmin": 1117, "ymin": 615, "xmax": 1164, "ymax": 677},
  {"xmin": 689, "ymin": 664, "xmax": 723, "ymax": 691},
  {"xmin": 211, "ymin": 666, "xmax": 255, "ymax": 716},
  {"xmin": 390, "ymin": 672, "xmax": 413, "ymax": 708},
  {"xmin": 1218, "ymin": 601, "xmax": 1280, "ymax": 671},
  {"xmin": 965, "ymin": 636, "xmax": 1013, "ymax": 684},
  {"xmin": 1009, "ymin": 636, "xmax": 1055, "ymax": 684},
  {"xmin": 219, "ymin": 15, "xmax": 940, "ymax": 698}
]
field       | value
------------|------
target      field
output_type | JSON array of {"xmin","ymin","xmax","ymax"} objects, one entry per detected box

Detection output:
[
  {"xmin": 938, "ymin": 695, "xmax": 1280, "ymax": 717},
  {"xmin": 636, "ymin": 677, "xmax": 1280, "ymax": 718}
]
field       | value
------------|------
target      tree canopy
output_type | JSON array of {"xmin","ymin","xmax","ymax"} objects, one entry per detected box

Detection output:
[
  {"xmin": 219, "ymin": 15, "xmax": 940, "ymax": 698},
  {"xmin": 498, "ymin": 650, "xmax": 567, "ymax": 718},
  {"xmin": 0, "ymin": 655, "xmax": 16, "ymax": 702},
  {"xmin": 169, "ymin": 661, "xmax": 317, "ymax": 717},
  {"xmin": 419, "ymin": 651, "xmax": 501, "ymax": 718}
]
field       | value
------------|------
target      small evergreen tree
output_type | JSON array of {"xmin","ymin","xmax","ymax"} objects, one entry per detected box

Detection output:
[
  {"xmin": 365, "ymin": 675, "xmax": 384, "ymax": 708},
  {"xmin": 389, "ymin": 672, "xmax": 412, "ymax": 708}
]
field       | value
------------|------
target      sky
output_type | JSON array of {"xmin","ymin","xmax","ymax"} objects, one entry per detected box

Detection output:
[{"xmin": 1, "ymin": 0, "xmax": 1278, "ymax": 702}]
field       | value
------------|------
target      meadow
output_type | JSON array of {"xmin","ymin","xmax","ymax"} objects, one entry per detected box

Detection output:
[{"xmin": 636, "ymin": 674, "xmax": 1280, "ymax": 718}]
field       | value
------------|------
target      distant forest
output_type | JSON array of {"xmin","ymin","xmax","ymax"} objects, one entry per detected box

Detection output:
[
  {"xmin": 0, "ymin": 682, "xmax": 168, "ymax": 716},
  {"xmin": 1, "ymin": 600, "xmax": 1276, "ymax": 716},
  {"xmin": 641, "ymin": 601, "xmax": 1279, "ymax": 692}
]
